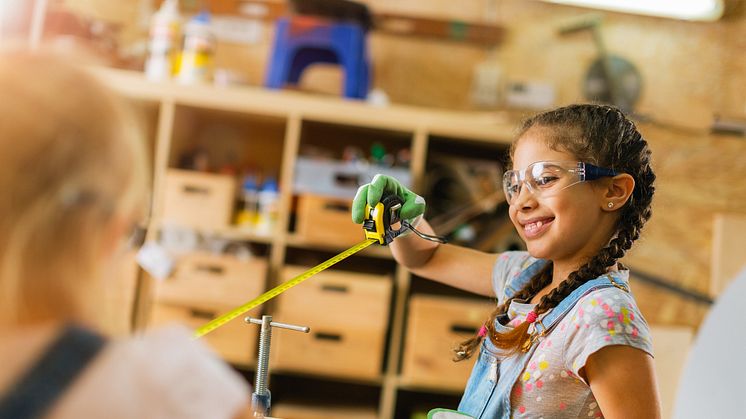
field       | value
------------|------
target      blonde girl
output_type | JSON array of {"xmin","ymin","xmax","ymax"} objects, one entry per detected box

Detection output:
[{"xmin": 0, "ymin": 52, "xmax": 250, "ymax": 419}]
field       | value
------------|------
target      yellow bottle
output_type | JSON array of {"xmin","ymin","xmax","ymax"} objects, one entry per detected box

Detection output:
[{"xmin": 177, "ymin": 12, "xmax": 215, "ymax": 84}]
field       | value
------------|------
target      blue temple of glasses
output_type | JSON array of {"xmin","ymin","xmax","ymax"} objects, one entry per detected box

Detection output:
[{"xmin": 583, "ymin": 163, "xmax": 617, "ymax": 180}]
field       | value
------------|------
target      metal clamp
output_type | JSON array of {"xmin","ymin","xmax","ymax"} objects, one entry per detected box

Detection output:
[{"xmin": 245, "ymin": 315, "xmax": 310, "ymax": 418}]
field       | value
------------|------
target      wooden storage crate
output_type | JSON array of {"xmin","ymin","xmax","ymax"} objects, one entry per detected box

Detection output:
[
  {"xmin": 295, "ymin": 194, "xmax": 366, "ymax": 246},
  {"xmin": 155, "ymin": 252, "xmax": 267, "ymax": 311},
  {"xmin": 401, "ymin": 294, "xmax": 494, "ymax": 391},
  {"xmin": 150, "ymin": 303, "xmax": 258, "ymax": 366},
  {"xmin": 276, "ymin": 266, "xmax": 391, "ymax": 326},
  {"xmin": 101, "ymin": 250, "xmax": 140, "ymax": 336},
  {"xmin": 271, "ymin": 266, "xmax": 392, "ymax": 380},
  {"xmin": 162, "ymin": 169, "xmax": 236, "ymax": 231},
  {"xmin": 272, "ymin": 402, "xmax": 378, "ymax": 419},
  {"xmin": 712, "ymin": 213, "xmax": 746, "ymax": 296},
  {"xmin": 650, "ymin": 326, "xmax": 694, "ymax": 419}
]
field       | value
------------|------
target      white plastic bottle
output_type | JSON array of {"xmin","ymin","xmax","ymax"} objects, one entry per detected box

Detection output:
[
  {"xmin": 255, "ymin": 177, "xmax": 280, "ymax": 235},
  {"xmin": 144, "ymin": 0, "xmax": 181, "ymax": 81},
  {"xmin": 177, "ymin": 11, "xmax": 215, "ymax": 84},
  {"xmin": 236, "ymin": 175, "xmax": 259, "ymax": 230}
]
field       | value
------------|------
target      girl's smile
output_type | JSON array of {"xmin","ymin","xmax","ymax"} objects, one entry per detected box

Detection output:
[{"xmin": 518, "ymin": 216, "xmax": 555, "ymax": 239}]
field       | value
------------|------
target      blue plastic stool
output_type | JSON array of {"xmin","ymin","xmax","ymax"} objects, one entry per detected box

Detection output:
[{"xmin": 265, "ymin": 17, "xmax": 370, "ymax": 99}]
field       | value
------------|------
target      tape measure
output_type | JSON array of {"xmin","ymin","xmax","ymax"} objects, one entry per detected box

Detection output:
[
  {"xmin": 193, "ymin": 198, "xmax": 402, "ymax": 339},
  {"xmin": 193, "ymin": 238, "xmax": 376, "ymax": 338},
  {"xmin": 363, "ymin": 195, "xmax": 405, "ymax": 245}
]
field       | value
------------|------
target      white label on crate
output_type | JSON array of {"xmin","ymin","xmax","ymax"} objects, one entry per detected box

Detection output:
[
  {"xmin": 136, "ymin": 241, "xmax": 175, "ymax": 281},
  {"xmin": 211, "ymin": 15, "xmax": 263, "ymax": 45},
  {"xmin": 294, "ymin": 158, "xmax": 411, "ymax": 200}
]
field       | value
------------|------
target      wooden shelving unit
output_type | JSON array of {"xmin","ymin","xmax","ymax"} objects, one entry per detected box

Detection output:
[{"xmin": 93, "ymin": 67, "xmax": 515, "ymax": 419}]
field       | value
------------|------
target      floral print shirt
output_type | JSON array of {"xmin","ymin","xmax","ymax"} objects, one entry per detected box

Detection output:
[{"xmin": 492, "ymin": 252, "xmax": 654, "ymax": 418}]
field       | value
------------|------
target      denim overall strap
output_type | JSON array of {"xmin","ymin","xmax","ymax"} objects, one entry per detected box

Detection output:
[
  {"xmin": 458, "ymin": 273, "xmax": 628, "ymax": 419},
  {"xmin": 502, "ymin": 258, "xmax": 549, "ymax": 301},
  {"xmin": 0, "ymin": 324, "xmax": 106, "ymax": 419}
]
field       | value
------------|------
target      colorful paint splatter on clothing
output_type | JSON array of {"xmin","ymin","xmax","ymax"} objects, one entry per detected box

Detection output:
[{"xmin": 490, "ymin": 251, "xmax": 654, "ymax": 418}]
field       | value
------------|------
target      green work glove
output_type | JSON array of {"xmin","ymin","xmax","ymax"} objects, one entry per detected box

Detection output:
[
  {"xmin": 427, "ymin": 409, "xmax": 475, "ymax": 419},
  {"xmin": 351, "ymin": 174, "xmax": 426, "ymax": 224}
]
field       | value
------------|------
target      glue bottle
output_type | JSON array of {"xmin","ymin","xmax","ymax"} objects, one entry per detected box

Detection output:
[
  {"xmin": 144, "ymin": 0, "xmax": 181, "ymax": 81},
  {"xmin": 255, "ymin": 177, "xmax": 279, "ymax": 235},
  {"xmin": 177, "ymin": 11, "xmax": 215, "ymax": 84}
]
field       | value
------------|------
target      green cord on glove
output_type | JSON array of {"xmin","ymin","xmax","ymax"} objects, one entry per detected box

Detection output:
[{"xmin": 351, "ymin": 174, "xmax": 426, "ymax": 224}]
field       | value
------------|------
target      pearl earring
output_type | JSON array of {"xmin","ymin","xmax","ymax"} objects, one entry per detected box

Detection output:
[{"xmin": 607, "ymin": 202, "xmax": 614, "ymax": 208}]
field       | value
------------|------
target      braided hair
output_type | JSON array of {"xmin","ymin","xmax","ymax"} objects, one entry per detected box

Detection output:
[{"xmin": 455, "ymin": 104, "xmax": 656, "ymax": 360}]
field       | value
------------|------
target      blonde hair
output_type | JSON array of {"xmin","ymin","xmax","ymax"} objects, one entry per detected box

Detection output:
[{"xmin": 0, "ymin": 51, "xmax": 149, "ymax": 328}]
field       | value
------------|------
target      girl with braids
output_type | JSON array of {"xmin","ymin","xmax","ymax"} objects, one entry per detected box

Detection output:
[{"xmin": 352, "ymin": 104, "xmax": 660, "ymax": 418}]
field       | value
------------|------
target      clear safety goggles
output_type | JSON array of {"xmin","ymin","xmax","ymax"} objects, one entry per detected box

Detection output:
[{"xmin": 502, "ymin": 161, "xmax": 617, "ymax": 204}]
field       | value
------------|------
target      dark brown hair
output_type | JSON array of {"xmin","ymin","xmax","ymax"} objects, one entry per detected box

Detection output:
[{"xmin": 455, "ymin": 104, "xmax": 655, "ymax": 359}]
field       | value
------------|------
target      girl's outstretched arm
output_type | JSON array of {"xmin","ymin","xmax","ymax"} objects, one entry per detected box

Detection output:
[
  {"xmin": 351, "ymin": 175, "xmax": 498, "ymax": 297},
  {"xmin": 583, "ymin": 345, "xmax": 662, "ymax": 419},
  {"xmin": 391, "ymin": 218, "xmax": 497, "ymax": 297}
]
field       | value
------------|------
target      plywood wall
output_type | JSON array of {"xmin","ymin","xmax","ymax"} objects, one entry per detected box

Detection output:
[
  {"xmin": 625, "ymin": 125, "xmax": 746, "ymax": 327},
  {"xmin": 62, "ymin": 1, "xmax": 746, "ymax": 122},
  {"xmin": 60, "ymin": 0, "xmax": 746, "ymax": 327}
]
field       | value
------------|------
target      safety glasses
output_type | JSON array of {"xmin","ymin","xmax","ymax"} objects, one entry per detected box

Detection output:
[
  {"xmin": 125, "ymin": 223, "xmax": 148, "ymax": 250},
  {"xmin": 502, "ymin": 161, "xmax": 617, "ymax": 204}
]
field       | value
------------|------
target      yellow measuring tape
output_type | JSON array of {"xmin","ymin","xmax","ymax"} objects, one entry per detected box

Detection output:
[{"xmin": 193, "ymin": 238, "xmax": 377, "ymax": 339}]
